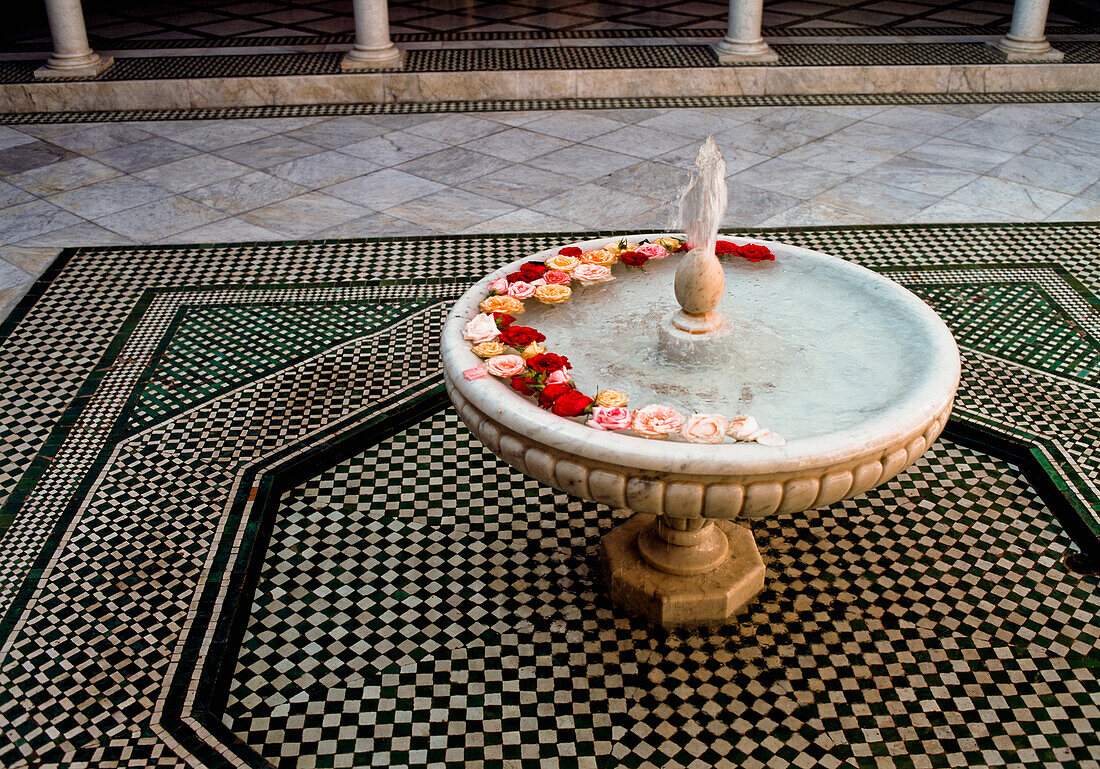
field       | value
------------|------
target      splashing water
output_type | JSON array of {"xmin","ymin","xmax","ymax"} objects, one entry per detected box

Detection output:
[{"xmin": 675, "ymin": 135, "xmax": 728, "ymax": 259}]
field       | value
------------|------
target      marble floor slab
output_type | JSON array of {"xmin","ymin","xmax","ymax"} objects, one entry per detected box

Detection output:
[{"xmin": 2, "ymin": 100, "xmax": 1100, "ymax": 322}]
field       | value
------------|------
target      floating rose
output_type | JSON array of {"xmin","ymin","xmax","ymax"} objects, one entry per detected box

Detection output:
[
  {"xmin": 546, "ymin": 368, "xmax": 571, "ymax": 386},
  {"xmin": 682, "ymin": 413, "xmax": 728, "ymax": 444},
  {"xmin": 498, "ymin": 325, "xmax": 545, "ymax": 348},
  {"xmin": 493, "ymin": 313, "xmax": 515, "ymax": 328},
  {"xmin": 727, "ymin": 415, "xmax": 760, "ymax": 441},
  {"xmin": 472, "ymin": 340, "xmax": 508, "ymax": 358},
  {"xmin": 487, "ymin": 276, "xmax": 509, "ymax": 295},
  {"xmin": 596, "ymin": 389, "xmax": 629, "ymax": 408},
  {"xmin": 511, "ymin": 375, "xmax": 535, "ymax": 395},
  {"xmin": 552, "ymin": 390, "xmax": 594, "ymax": 417},
  {"xmin": 572, "ymin": 263, "xmax": 614, "ymax": 286},
  {"xmin": 486, "ymin": 354, "xmax": 526, "ymax": 378},
  {"xmin": 538, "ymin": 382, "xmax": 573, "ymax": 408},
  {"xmin": 543, "ymin": 269, "xmax": 571, "ymax": 285},
  {"xmin": 756, "ymin": 431, "xmax": 786, "ymax": 447},
  {"xmin": 527, "ymin": 352, "xmax": 571, "ymax": 374},
  {"xmin": 534, "ymin": 284, "xmax": 571, "ymax": 305},
  {"xmin": 632, "ymin": 404, "xmax": 685, "ymax": 438},
  {"xmin": 619, "ymin": 251, "xmax": 648, "ymax": 267},
  {"xmin": 588, "ymin": 406, "xmax": 632, "ymax": 431},
  {"xmin": 463, "ymin": 313, "xmax": 501, "ymax": 344},
  {"xmin": 636, "ymin": 242, "xmax": 669, "ymax": 259},
  {"xmin": 737, "ymin": 243, "xmax": 773, "ymax": 262},
  {"xmin": 579, "ymin": 249, "xmax": 617, "ymax": 267},
  {"xmin": 507, "ymin": 281, "xmax": 538, "ymax": 299},
  {"xmin": 546, "ymin": 254, "xmax": 580, "ymax": 273},
  {"xmin": 521, "ymin": 341, "xmax": 546, "ymax": 359},
  {"xmin": 481, "ymin": 295, "xmax": 525, "ymax": 315},
  {"xmin": 558, "ymin": 246, "xmax": 582, "ymax": 257}
]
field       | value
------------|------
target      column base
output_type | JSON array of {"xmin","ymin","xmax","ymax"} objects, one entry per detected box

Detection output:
[
  {"xmin": 986, "ymin": 39, "xmax": 1064, "ymax": 62},
  {"xmin": 713, "ymin": 40, "xmax": 778, "ymax": 64},
  {"xmin": 602, "ymin": 514, "xmax": 765, "ymax": 629},
  {"xmin": 35, "ymin": 54, "xmax": 114, "ymax": 79},
  {"xmin": 341, "ymin": 47, "xmax": 405, "ymax": 71}
]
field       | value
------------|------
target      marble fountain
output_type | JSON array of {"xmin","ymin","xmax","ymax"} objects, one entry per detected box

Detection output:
[{"xmin": 440, "ymin": 139, "xmax": 961, "ymax": 628}]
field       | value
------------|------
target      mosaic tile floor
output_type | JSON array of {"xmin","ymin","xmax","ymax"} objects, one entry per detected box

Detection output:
[
  {"xmin": 7, "ymin": 0, "xmax": 1085, "ymax": 45},
  {"xmin": 0, "ymin": 223, "xmax": 1097, "ymax": 768}
]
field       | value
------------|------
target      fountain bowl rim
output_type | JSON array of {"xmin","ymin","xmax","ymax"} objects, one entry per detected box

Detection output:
[{"xmin": 441, "ymin": 233, "xmax": 961, "ymax": 477}]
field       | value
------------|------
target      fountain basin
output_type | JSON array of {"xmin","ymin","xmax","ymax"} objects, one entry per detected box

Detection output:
[{"xmin": 441, "ymin": 234, "xmax": 960, "ymax": 627}]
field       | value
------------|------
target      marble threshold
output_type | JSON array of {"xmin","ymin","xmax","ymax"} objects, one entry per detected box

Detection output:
[{"xmin": 2, "ymin": 62, "xmax": 1097, "ymax": 113}]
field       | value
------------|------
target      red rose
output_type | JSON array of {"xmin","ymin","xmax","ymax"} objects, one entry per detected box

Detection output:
[
  {"xmin": 538, "ymin": 383, "xmax": 573, "ymax": 408},
  {"xmin": 551, "ymin": 390, "xmax": 594, "ymax": 417},
  {"xmin": 715, "ymin": 240, "xmax": 738, "ymax": 255},
  {"xmin": 511, "ymin": 375, "xmax": 536, "ymax": 395},
  {"xmin": 619, "ymin": 250, "xmax": 649, "ymax": 267},
  {"xmin": 559, "ymin": 246, "xmax": 582, "ymax": 256},
  {"xmin": 505, "ymin": 270, "xmax": 526, "ymax": 284},
  {"xmin": 498, "ymin": 325, "xmax": 546, "ymax": 347},
  {"xmin": 527, "ymin": 352, "xmax": 571, "ymax": 374},
  {"xmin": 493, "ymin": 313, "xmax": 516, "ymax": 328},
  {"xmin": 737, "ymin": 244, "xmax": 773, "ymax": 262},
  {"xmin": 519, "ymin": 263, "xmax": 548, "ymax": 280}
]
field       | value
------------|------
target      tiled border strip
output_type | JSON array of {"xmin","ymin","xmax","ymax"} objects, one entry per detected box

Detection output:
[
  {"xmin": 3, "ymin": 42, "xmax": 1100, "ymax": 84},
  {"xmin": 0, "ymin": 90, "xmax": 1097, "ymax": 125},
  {"xmin": 1, "ymin": 23, "xmax": 1096, "ymax": 52}
]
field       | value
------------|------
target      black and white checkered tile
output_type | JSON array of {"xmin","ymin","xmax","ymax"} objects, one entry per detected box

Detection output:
[{"xmin": 223, "ymin": 408, "xmax": 1100, "ymax": 768}]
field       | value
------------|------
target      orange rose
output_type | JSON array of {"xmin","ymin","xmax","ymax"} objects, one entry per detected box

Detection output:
[
  {"xmin": 534, "ymin": 284, "xmax": 572, "ymax": 305},
  {"xmin": 480, "ymin": 295, "xmax": 525, "ymax": 315},
  {"xmin": 578, "ymin": 249, "xmax": 617, "ymax": 267},
  {"xmin": 471, "ymin": 340, "xmax": 507, "ymax": 358},
  {"xmin": 545, "ymin": 254, "xmax": 580, "ymax": 273},
  {"xmin": 596, "ymin": 390, "xmax": 629, "ymax": 408}
]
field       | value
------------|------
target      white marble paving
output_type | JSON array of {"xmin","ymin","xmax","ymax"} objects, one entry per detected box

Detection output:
[{"xmin": 2, "ymin": 102, "xmax": 1100, "ymax": 322}]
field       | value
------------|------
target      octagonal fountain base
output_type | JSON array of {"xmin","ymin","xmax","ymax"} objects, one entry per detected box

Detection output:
[{"xmin": 603, "ymin": 515, "xmax": 764, "ymax": 628}]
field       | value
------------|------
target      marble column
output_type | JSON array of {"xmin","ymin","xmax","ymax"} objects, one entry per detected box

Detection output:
[
  {"xmin": 991, "ymin": 0, "xmax": 1064, "ymax": 61},
  {"xmin": 35, "ymin": 0, "xmax": 113, "ymax": 78},
  {"xmin": 342, "ymin": 0, "xmax": 405, "ymax": 70},
  {"xmin": 714, "ymin": 0, "xmax": 777, "ymax": 64}
]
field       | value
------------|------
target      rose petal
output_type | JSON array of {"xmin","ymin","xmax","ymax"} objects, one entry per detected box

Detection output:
[{"xmin": 463, "ymin": 367, "xmax": 488, "ymax": 381}]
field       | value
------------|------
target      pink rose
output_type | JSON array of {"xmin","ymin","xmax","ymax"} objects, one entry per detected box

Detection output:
[
  {"xmin": 546, "ymin": 368, "xmax": 571, "ymax": 386},
  {"xmin": 543, "ymin": 270, "xmax": 571, "ymax": 285},
  {"xmin": 682, "ymin": 413, "xmax": 728, "ymax": 444},
  {"xmin": 507, "ymin": 281, "xmax": 538, "ymax": 299},
  {"xmin": 631, "ymin": 404, "xmax": 684, "ymax": 438},
  {"xmin": 588, "ymin": 406, "xmax": 632, "ymax": 431},
  {"xmin": 463, "ymin": 366, "xmax": 488, "ymax": 381},
  {"xmin": 463, "ymin": 313, "xmax": 501, "ymax": 344},
  {"xmin": 487, "ymin": 276, "xmax": 509, "ymax": 295},
  {"xmin": 636, "ymin": 242, "xmax": 668, "ymax": 259},
  {"xmin": 572, "ymin": 264, "xmax": 614, "ymax": 286},
  {"xmin": 485, "ymin": 354, "xmax": 526, "ymax": 377},
  {"xmin": 530, "ymin": 278, "xmax": 546, "ymax": 286}
]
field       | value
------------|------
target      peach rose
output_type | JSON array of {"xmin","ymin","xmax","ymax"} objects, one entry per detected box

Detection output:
[
  {"xmin": 579, "ymin": 249, "xmax": 617, "ymax": 267},
  {"xmin": 487, "ymin": 276, "xmax": 509, "ymax": 295},
  {"xmin": 546, "ymin": 368, "xmax": 571, "ymax": 386},
  {"xmin": 521, "ymin": 341, "xmax": 547, "ymax": 359},
  {"xmin": 756, "ymin": 431, "xmax": 786, "ymax": 447},
  {"xmin": 682, "ymin": 413, "xmax": 728, "ymax": 444},
  {"xmin": 463, "ymin": 313, "xmax": 501, "ymax": 344},
  {"xmin": 480, "ymin": 295, "xmax": 525, "ymax": 315},
  {"xmin": 727, "ymin": 415, "xmax": 760, "ymax": 441},
  {"xmin": 485, "ymin": 354, "xmax": 526, "ymax": 378},
  {"xmin": 631, "ymin": 404, "xmax": 684, "ymax": 438},
  {"xmin": 472, "ymin": 340, "xmax": 507, "ymax": 358},
  {"xmin": 572, "ymin": 264, "xmax": 614, "ymax": 286},
  {"xmin": 534, "ymin": 284, "xmax": 572, "ymax": 305},
  {"xmin": 463, "ymin": 366, "xmax": 487, "ymax": 380},
  {"xmin": 507, "ymin": 280, "xmax": 538, "ymax": 299},
  {"xmin": 543, "ymin": 270, "xmax": 571, "ymax": 285},
  {"xmin": 588, "ymin": 406, "xmax": 632, "ymax": 431},
  {"xmin": 545, "ymin": 254, "xmax": 580, "ymax": 273},
  {"xmin": 636, "ymin": 242, "xmax": 669, "ymax": 259},
  {"xmin": 596, "ymin": 389, "xmax": 629, "ymax": 408}
]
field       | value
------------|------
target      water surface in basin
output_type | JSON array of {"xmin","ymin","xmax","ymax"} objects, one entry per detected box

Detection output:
[{"xmin": 519, "ymin": 247, "xmax": 935, "ymax": 441}]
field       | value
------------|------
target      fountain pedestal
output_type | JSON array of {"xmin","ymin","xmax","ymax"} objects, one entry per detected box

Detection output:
[{"xmin": 602, "ymin": 515, "xmax": 764, "ymax": 627}]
